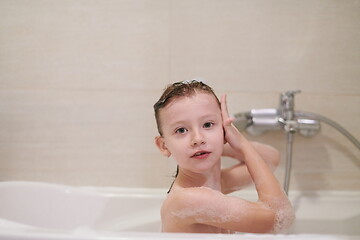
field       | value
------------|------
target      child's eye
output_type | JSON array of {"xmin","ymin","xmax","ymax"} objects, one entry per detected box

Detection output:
[
  {"xmin": 203, "ymin": 122, "xmax": 214, "ymax": 128},
  {"xmin": 175, "ymin": 127, "xmax": 188, "ymax": 134}
]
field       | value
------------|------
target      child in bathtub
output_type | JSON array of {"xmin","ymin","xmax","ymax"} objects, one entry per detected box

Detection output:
[{"xmin": 153, "ymin": 80, "xmax": 295, "ymax": 234}]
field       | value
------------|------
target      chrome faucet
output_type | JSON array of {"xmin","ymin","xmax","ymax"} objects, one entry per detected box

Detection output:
[
  {"xmin": 233, "ymin": 90, "xmax": 320, "ymax": 137},
  {"xmin": 233, "ymin": 90, "xmax": 360, "ymax": 195}
]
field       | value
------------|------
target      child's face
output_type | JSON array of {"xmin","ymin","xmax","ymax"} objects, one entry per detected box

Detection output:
[{"xmin": 156, "ymin": 92, "xmax": 224, "ymax": 173}]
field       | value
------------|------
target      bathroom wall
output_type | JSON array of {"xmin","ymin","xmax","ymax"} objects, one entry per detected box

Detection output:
[{"xmin": 0, "ymin": 0, "xmax": 359, "ymax": 191}]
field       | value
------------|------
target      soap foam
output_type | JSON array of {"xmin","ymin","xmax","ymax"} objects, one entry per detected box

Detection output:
[{"xmin": 259, "ymin": 192, "xmax": 296, "ymax": 233}]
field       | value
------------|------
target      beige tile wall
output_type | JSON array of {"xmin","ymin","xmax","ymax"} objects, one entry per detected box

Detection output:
[{"xmin": 0, "ymin": 0, "xmax": 359, "ymax": 191}]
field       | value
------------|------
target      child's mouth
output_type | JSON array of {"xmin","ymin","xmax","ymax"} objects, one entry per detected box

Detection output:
[{"xmin": 191, "ymin": 151, "xmax": 211, "ymax": 159}]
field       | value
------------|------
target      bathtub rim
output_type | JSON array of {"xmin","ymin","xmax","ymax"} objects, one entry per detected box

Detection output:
[
  {"xmin": 0, "ymin": 181, "xmax": 359, "ymax": 239},
  {"xmin": 0, "ymin": 229, "xmax": 358, "ymax": 240}
]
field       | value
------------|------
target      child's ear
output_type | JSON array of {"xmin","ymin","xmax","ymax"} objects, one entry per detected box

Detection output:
[{"xmin": 155, "ymin": 136, "xmax": 171, "ymax": 157}]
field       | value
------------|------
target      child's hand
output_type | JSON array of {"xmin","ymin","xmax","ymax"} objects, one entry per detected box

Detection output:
[{"xmin": 221, "ymin": 95, "xmax": 244, "ymax": 153}]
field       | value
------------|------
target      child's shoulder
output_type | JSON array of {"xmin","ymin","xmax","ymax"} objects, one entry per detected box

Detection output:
[
  {"xmin": 171, "ymin": 186, "xmax": 223, "ymax": 198},
  {"xmin": 161, "ymin": 187, "xmax": 233, "ymax": 232},
  {"xmin": 162, "ymin": 186, "xmax": 226, "ymax": 213}
]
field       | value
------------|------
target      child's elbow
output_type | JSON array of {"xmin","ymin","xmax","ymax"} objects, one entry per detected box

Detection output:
[
  {"xmin": 268, "ymin": 198, "xmax": 296, "ymax": 234},
  {"xmin": 272, "ymin": 204, "xmax": 296, "ymax": 233}
]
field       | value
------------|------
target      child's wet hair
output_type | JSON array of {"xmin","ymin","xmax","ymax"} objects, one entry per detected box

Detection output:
[{"xmin": 153, "ymin": 80, "xmax": 220, "ymax": 136}]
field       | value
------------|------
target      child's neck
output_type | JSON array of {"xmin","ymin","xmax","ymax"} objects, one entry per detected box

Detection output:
[{"xmin": 176, "ymin": 162, "xmax": 222, "ymax": 191}]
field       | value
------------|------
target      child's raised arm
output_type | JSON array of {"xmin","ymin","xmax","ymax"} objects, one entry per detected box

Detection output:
[{"xmin": 220, "ymin": 94, "xmax": 294, "ymax": 230}]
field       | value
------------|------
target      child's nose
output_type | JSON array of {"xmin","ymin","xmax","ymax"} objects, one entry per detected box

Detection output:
[{"xmin": 191, "ymin": 130, "xmax": 205, "ymax": 146}]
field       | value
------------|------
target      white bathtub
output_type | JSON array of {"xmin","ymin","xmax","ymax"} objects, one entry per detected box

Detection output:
[{"xmin": 0, "ymin": 181, "xmax": 359, "ymax": 240}]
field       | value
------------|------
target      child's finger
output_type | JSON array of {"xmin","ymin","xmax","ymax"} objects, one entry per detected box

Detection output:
[
  {"xmin": 221, "ymin": 95, "xmax": 234, "ymax": 126},
  {"xmin": 221, "ymin": 95, "xmax": 229, "ymax": 118}
]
